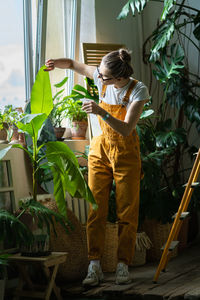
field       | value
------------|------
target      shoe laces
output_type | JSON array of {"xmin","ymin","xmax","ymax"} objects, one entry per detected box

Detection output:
[
  {"xmin": 117, "ymin": 263, "xmax": 129, "ymax": 277},
  {"xmin": 87, "ymin": 264, "xmax": 99, "ymax": 279}
]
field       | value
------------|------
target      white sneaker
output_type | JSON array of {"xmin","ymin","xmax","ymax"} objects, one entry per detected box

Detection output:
[
  {"xmin": 82, "ymin": 264, "xmax": 104, "ymax": 287},
  {"xmin": 115, "ymin": 262, "xmax": 132, "ymax": 285}
]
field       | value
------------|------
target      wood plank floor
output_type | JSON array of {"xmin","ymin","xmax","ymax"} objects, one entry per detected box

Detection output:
[{"xmin": 61, "ymin": 240, "xmax": 200, "ymax": 300}]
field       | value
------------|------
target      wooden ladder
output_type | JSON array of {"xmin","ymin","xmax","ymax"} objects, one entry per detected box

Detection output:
[{"xmin": 153, "ymin": 148, "xmax": 200, "ymax": 283}]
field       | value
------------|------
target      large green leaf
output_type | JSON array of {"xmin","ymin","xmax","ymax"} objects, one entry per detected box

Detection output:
[
  {"xmin": 45, "ymin": 142, "xmax": 97, "ymax": 217},
  {"xmin": 17, "ymin": 113, "xmax": 48, "ymax": 141},
  {"xmin": 117, "ymin": 0, "xmax": 149, "ymax": 20},
  {"xmin": 161, "ymin": 0, "xmax": 176, "ymax": 21},
  {"xmin": 156, "ymin": 128, "xmax": 186, "ymax": 148},
  {"xmin": 31, "ymin": 66, "xmax": 53, "ymax": 116},
  {"xmin": 150, "ymin": 19, "xmax": 175, "ymax": 62},
  {"xmin": 140, "ymin": 109, "xmax": 154, "ymax": 119},
  {"xmin": 193, "ymin": 12, "xmax": 200, "ymax": 40},
  {"xmin": 153, "ymin": 44, "xmax": 184, "ymax": 83}
]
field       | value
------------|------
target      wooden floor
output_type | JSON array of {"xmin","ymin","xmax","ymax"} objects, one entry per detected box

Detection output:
[{"xmin": 62, "ymin": 239, "xmax": 200, "ymax": 300}]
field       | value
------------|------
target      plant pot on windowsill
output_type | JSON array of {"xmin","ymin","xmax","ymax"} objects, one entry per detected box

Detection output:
[
  {"xmin": 54, "ymin": 127, "xmax": 66, "ymax": 140},
  {"xmin": 70, "ymin": 121, "xmax": 88, "ymax": 140}
]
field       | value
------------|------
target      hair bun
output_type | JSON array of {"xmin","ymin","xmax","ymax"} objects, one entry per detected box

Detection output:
[{"xmin": 119, "ymin": 49, "xmax": 131, "ymax": 63}]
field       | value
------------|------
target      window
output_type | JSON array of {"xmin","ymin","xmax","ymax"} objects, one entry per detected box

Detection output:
[{"xmin": 0, "ymin": 0, "xmax": 25, "ymax": 109}]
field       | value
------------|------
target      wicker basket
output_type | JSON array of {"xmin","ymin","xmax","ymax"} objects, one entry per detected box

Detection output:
[
  {"xmin": 131, "ymin": 232, "xmax": 152, "ymax": 267},
  {"xmin": 42, "ymin": 197, "xmax": 88, "ymax": 282},
  {"xmin": 101, "ymin": 222, "xmax": 118, "ymax": 272},
  {"xmin": 142, "ymin": 219, "xmax": 178, "ymax": 262}
]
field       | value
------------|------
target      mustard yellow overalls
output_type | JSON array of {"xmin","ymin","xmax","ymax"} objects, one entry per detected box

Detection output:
[{"xmin": 87, "ymin": 80, "xmax": 141, "ymax": 265}]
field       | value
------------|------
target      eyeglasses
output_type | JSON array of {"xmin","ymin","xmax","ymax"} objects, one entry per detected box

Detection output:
[{"xmin": 97, "ymin": 67, "xmax": 114, "ymax": 82}]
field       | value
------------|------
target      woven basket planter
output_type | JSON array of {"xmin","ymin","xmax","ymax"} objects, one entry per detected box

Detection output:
[
  {"xmin": 142, "ymin": 219, "xmax": 178, "ymax": 262},
  {"xmin": 131, "ymin": 232, "xmax": 152, "ymax": 267},
  {"xmin": 42, "ymin": 197, "xmax": 88, "ymax": 282}
]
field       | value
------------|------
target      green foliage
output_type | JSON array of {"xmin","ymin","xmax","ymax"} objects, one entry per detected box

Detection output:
[
  {"xmin": 49, "ymin": 76, "xmax": 68, "ymax": 127},
  {"xmin": 64, "ymin": 98, "xmax": 87, "ymax": 122},
  {"xmin": 0, "ymin": 66, "xmax": 97, "ymax": 226},
  {"xmin": 117, "ymin": 0, "xmax": 149, "ymax": 20},
  {"xmin": 0, "ymin": 209, "xmax": 33, "ymax": 245}
]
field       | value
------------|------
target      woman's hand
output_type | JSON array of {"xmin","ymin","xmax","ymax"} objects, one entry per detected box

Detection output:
[
  {"xmin": 82, "ymin": 100, "xmax": 103, "ymax": 116},
  {"xmin": 44, "ymin": 58, "xmax": 72, "ymax": 71}
]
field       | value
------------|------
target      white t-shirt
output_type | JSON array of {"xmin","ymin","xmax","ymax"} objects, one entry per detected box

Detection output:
[
  {"xmin": 93, "ymin": 68, "xmax": 150, "ymax": 109},
  {"xmin": 89, "ymin": 69, "xmax": 150, "ymax": 137}
]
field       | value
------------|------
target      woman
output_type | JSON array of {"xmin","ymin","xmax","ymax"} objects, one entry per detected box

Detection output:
[{"xmin": 45, "ymin": 48, "xmax": 150, "ymax": 286}]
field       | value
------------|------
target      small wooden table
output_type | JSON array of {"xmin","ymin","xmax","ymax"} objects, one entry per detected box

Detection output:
[{"xmin": 8, "ymin": 252, "xmax": 67, "ymax": 300}]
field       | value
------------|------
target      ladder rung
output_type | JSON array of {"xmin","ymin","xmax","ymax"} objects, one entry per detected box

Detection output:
[
  {"xmin": 183, "ymin": 182, "xmax": 200, "ymax": 188},
  {"xmin": 172, "ymin": 212, "xmax": 190, "ymax": 220},
  {"xmin": 161, "ymin": 241, "xmax": 179, "ymax": 251}
]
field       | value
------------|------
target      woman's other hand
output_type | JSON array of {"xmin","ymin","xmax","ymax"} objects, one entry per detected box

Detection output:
[{"xmin": 82, "ymin": 100, "xmax": 103, "ymax": 116}]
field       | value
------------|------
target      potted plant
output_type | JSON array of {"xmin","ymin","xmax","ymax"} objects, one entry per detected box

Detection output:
[
  {"xmin": 0, "ymin": 109, "xmax": 8, "ymax": 142},
  {"xmin": 0, "ymin": 66, "xmax": 97, "ymax": 256},
  {"xmin": 65, "ymin": 78, "xmax": 99, "ymax": 140},
  {"xmin": 118, "ymin": 0, "xmax": 200, "ymax": 259},
  {"xmin": 3, "ymin": 105, "xmax": 24, "ymax": 143},
  {"xmin": 49, "ymin": 76, "xmax": 69, "ymax": 140}
]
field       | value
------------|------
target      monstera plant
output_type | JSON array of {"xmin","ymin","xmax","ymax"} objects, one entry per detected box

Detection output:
[{"xmin": 118, "ymin": 0, "xmax": 200, "ymax": 224}]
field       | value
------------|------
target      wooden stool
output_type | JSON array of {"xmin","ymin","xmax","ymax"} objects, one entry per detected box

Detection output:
[{"xmin": 8, "ymin": 252, "xmax": 67, "ymax": 300}]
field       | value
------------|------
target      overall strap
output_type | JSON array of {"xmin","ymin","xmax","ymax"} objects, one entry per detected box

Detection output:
[
  {"xmin": 100, "ymin": 79, "xmax": 138, "ymax": 101},
  {"xmin": 101, "ymin": 85, "xmax": 107, "ymax": 98},
  {"xmin": 122, "ymin": 79, "xmax": 138, "ymax": 105}
]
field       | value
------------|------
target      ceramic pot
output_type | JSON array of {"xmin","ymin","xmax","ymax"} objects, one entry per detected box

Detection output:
[
  {"xmin": 70, "ymin": 121, "xmax": 88, "ymax": 140},
  {"xmin": 54, "ymin": 127, "xmax": 65, "ymax": 140}
]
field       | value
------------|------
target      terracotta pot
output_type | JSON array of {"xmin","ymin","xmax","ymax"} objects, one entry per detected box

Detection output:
[
  {"xmin": 0, "ymin": 129, "xmax": 7, "ymax": 141},
  {"xmin": 0, "ymin": 123, "xmax": 8, "ymax": 141},
  {"xmin": 11, "ymin": 127, "xmax": 19, "ymax": 142},
  {"xmin": 54, "ymin": 127, "xmax": 65, "ymax": 140},
  {"xmin": 70, "ymin": 121, "xmax": 88, "ymax": 140}
]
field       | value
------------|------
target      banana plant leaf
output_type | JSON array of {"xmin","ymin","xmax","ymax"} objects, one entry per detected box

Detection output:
[
  {"xmin": 45, "ymin": 141, "xmax": 97, "ymax": 217},
  {"xmin": 17, "ymin": 113, "xmax": 48, "ymax": 142},
  {"xmin": 31, "ymin": 66, "xmax": 53, "ymax": 116}
]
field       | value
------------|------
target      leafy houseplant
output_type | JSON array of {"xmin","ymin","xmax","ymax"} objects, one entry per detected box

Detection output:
[
  {"xmin": 118, "ymin": 0, "xmax": 200, "ymax": 225},
  {"xmin": 49, "ymin": 76, "xmax": 69, "ymax": 140},
  {"xmin": 0, "ymin": 66, "xmax": 97, "ymax": 256},
  {"xmin": 65, "ymin": 78, "xmax": 99, "ymax": 140}
]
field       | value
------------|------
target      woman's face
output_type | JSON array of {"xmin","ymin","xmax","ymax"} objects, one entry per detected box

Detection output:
[{"xmin": 97, "ymin": 62, "xmax": 116, "ymax": 85}]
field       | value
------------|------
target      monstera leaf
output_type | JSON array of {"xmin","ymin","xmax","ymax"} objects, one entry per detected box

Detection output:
[
  {"xmin": 117, "ymin": 0, "xmax": 149, "ymax": 20},
  {"xmin": 150, "ymin": 19, "xmax": 175, "ymax": 62},
  {"xmin": 161, "ymin": 0, "xmax": 176, "ymax": 21},
  {"xmin": 153, "ymin": 44, "xmax": 184, "ymax": 83}
]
